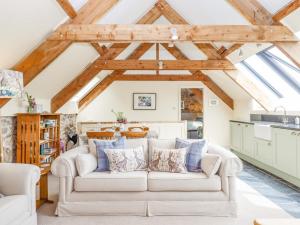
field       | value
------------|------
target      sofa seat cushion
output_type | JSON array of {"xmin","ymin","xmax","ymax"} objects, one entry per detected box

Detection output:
[
  {"xmin": 74, "ymin": 171, "xmax": 148, "ymax": 192},
  {"xmin": 0, "ymin": 195, "xmax": 29, "ymax": 225},
  {"xmin": 148, "ymin": 172, "xmax": 221, "ymax": 191}
]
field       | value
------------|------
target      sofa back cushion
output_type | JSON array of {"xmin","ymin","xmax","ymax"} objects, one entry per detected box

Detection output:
[{"xmin": 201, "ymin": 153, "xmax": 222, "ymax": 177}]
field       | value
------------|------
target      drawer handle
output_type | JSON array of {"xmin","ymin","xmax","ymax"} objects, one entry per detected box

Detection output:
[
  {"xmin": 237, "ymin": 124, "xmax": 241, "ymax": 126},
  {"xmin": 291, "ymin": 132, "xmax": 296, "ymax": 135},
  {"xmin": 245, "ymin": 125, "xmax": 248, "ymax": 127},
  {"xmin": 268, "ymin": 142, "xmax": 271, "ymax": 146}
]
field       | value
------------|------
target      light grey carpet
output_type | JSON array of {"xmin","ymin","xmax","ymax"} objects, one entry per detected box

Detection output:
[{"xmin": 37, "ymin": 175, "xmax": 292, "ymax": 225}]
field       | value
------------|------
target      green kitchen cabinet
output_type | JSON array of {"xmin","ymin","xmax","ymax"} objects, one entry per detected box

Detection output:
[
  {"xmin": 254, "ymin": 138, "xmax": 273, "ymax": 166},
  {"xmin": 242, "ymin": 124, "xmax": 254, "ymax": 157},
  {"xmin": 273, "ymin": 128, "xmax": 298, "ymax": 177},
  {"xmin": 230, "ymin": 122, "xmax": 243, "ymax": 152}
]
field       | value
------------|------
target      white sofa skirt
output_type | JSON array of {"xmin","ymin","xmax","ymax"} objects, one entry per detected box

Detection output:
[{"xmin": 57, "ymin": 200, "xmax": 237, "ymax": 217}]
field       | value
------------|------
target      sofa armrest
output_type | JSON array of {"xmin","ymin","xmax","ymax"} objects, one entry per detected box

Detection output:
[
  {"xmin": 0, "ymin": 163, "xmax": 40, "ymax": 214},
  {"xmin": 207, "ymin": 144, "xmax": 243, "ymax": 177},
  {"xmin": 51, "ymin": 145, "xmax": 89, "ymax": 178}
]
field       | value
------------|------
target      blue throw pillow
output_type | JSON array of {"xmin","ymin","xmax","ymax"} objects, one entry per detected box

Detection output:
[
  {"xmin": 94, "ymin": 137, "xmax": 125, "ymax": 172},
  {"xmin": 175, "ymin": 138, "xmax": 207, "ymax": 172}
]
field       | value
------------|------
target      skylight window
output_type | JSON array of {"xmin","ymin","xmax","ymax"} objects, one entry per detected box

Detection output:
[
  {"xmin": 71, "ymin": 77, "xmax": 100, "ymax": 102},
  {"xmin": 237, "ymin": 46, "xmax": 300, "ymax": 100}
]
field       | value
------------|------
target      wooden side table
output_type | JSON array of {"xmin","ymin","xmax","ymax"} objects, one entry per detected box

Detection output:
[
  {"xmin": 36, "ymin": 167, "xmax": 53, "ymax": 208},
  {"xmin": 254, "ymin": 219, "xmax": 300, "ymax": 225}
]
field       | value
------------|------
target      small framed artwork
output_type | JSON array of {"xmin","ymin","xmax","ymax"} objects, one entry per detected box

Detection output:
[{"xmin": 133, "ymin": 93, "xmax": 156, "ymax": 110}]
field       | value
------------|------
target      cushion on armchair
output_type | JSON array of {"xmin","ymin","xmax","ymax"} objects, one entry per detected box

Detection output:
[
  {"xmin": 175, "ymin": 138, "xmax": 207, "ymax": 172},
  {"xmin": 201, "ymin": 153, "xmax": 222, "ymax": 177},
  {"xmin": 75, "ymin": 153, "xmax": 97, "ymax": 176}
]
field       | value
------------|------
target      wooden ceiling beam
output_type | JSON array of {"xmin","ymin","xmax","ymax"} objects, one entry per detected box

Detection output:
[
  {"xmin": 56, "ymin": 0, "xmax": 77, "ymax": 19},
  {"xmin": 49, "ymin": 24, "xmax": 297, "ymax": 43},
  {"xmin": 273, "ymin": 0, "xmax": 300, "ymax": 22},
  {"xmin": 220, "ymin": 44, "xmax": 243, "ymax": 58},
  {"xmin": 227, "ymin": 0, "xmax": 276, "ymax": 25},
  {"xmin": 51, "ymin": 5, "xmax": 162, "ymax": 112},
  {"xmin": 92, "ymin": 59, "xmax": 235, "ymax": 70},
  {"xmin": 78, "ymin": 2, "xmax": 234, "ymax": 111}
]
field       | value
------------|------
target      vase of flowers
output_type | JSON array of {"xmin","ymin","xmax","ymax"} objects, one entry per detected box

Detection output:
[
  {"xmin": 26, "ymin": 92, "xmax": 36, "ymax": 113},
  {"xmin": 111, "ymin": 109, "xmax": 127, "ymax": 131}
]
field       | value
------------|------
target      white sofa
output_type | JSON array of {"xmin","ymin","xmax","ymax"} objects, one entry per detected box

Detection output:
[
  {"xmin": 0, "ymin": 163, "xmax": 40, "ymax": 225},
  {"xmin": 51, "ymin": 138, "xmax": 242, "ymax": 217}
]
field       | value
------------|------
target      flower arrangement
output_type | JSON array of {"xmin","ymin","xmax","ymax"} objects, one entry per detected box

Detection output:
[
  {"xmin": 111, "ymin": 109, "xmax": 127, "ymax": 124},
  {"xmin": 26, "ymin": 92, "xmax": 36, "ymax": 113}
]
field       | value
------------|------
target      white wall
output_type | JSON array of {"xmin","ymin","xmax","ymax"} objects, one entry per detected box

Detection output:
[{"xmin": 77, "ymin": 81, "xmax": 234, "ymax": 147}]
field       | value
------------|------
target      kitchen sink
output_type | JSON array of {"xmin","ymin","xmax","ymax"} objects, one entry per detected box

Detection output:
[{"xmin": 254, "ymin": 123, "xmax": 272, "ymax": 141}]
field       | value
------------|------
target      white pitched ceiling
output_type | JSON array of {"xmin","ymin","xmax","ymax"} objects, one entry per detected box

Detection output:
[
  {"xmin": 1, "ymin": 0, "xmax": 297, "ymax": 111},
  {"xmin": 0, "ymin": 0, "xmax": 65, "ymax": 68},
  {"xmin": 257, "ymin": 0, "xmax": 292, "ymax": 14}
]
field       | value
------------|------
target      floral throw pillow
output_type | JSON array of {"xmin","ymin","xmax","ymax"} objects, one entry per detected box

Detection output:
[
  {"xmin": 105, "ymin": 146, "xmax": 147, "ymax": 172},
  {"xmin": 149, "ymin": 147, "xmax": 187, "ymax": 173}
]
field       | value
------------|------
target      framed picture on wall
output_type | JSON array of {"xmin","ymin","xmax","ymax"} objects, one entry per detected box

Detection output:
[{"xmin": 133, "ymin": 93, "xmax": 156, "ymax": 110}]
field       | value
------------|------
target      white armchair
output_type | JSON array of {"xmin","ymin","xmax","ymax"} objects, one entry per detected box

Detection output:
[{"xmin": 0, "ymin": 163, "xmax": 40, "ymax": 225}]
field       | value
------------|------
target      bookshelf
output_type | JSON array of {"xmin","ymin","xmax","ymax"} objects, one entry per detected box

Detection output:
[{"xmin": 16, "ymin": 113, "xmax": 60, "ymax": 208}]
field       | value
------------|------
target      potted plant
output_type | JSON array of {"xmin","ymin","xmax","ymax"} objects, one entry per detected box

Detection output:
[{"xmin": 26, "ymin": 92, "xmax": 36, "ymax": 113}]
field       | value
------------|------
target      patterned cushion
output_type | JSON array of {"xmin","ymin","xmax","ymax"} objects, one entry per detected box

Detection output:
[
  {"xmin": 94, "ymin": 137, "xmax": 125, "ymax": 172},
  {"xmin": 149, "ymin": 147, "xmax": 187, "ymax": 173},
  {"xmin": 105, "ymin": 146, "xmax": 147, "ymax": 172},
  {"xmin": 175, "ymin": 138, "xmax": 207, "ymax": 172}
]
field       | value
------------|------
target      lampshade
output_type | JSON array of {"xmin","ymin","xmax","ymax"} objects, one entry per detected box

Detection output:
[{"xmin": 0, "ymin": 69, "xmax": 23, "ymax": 98}]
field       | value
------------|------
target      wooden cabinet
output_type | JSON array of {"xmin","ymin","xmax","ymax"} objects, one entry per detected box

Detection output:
[
  {"xmin": 273, "ymin": 128, "xmax": 298, "ymax": 177},
  {"xmin": 254, "ymin": 138, "xmax": 273, "ymax": 166},
  {"xmin": 230, "ymin": 122, "xmax": 243, "ymax": 152},
  {"xmin": 16, "ymin": 113, "xmax": 60, "ymax": 208}
]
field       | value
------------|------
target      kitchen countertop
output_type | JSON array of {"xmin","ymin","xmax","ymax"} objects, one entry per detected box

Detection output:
[{"xmin": 230, "ymin": 120, "xmax": 300, "ymax": 131}]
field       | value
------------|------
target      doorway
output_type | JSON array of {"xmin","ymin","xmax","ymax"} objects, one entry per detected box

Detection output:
[{"xmin": 180, "ymin": 88, "xmax": 203, "ymax": 139}]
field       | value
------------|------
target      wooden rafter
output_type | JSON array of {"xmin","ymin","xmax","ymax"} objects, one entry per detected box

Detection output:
[
  {"xmin": 49, "ymin": 24, "xmax": 297, "ymax": 43},
  {"xmin": 78, "ymin": 2, "xmax": 234, "ymax": 111},
  {"xmin": 56, "ymin": 0, "xmax": 77, "ymax": 19},
  {"xmin": 273, "ymin": 0, "xmax": 300, "ymax": 22},
  {"xmin": 220, "ymin": 44, "xmax": 243, "ymax": 58},
  {"xmin": 0, "ymin": 0, "xmax": 119, "ymax": 108},
  {"xmin": 92, "ymin": 59, "xmax": 235, "ymax": 70},
  {"xmin": 51, "ymin": 5, "xmax": 162, "ymax": 112}
]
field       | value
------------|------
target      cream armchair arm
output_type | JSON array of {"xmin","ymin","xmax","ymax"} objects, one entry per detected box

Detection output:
[
  {"xmin": 0, "ymin": 163, "xmax": 40, "ymax": 214},
  {"xmin": 207, "ymin": 144, "xmax": 243, "ymax": 177},
  {"xmin": 51, "ymin": 145, "xmax": 89, "ymax": 178}
]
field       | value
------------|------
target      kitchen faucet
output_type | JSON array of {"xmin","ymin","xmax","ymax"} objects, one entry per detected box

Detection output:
[{"xmin": 274, "ymin": 106, "xmax": 289, "ymax": 125}]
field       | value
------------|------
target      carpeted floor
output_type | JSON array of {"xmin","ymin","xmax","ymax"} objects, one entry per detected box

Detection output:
[{"xmin": 37, "ymin": 173, "xmax": 293, "ymax": 225}]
